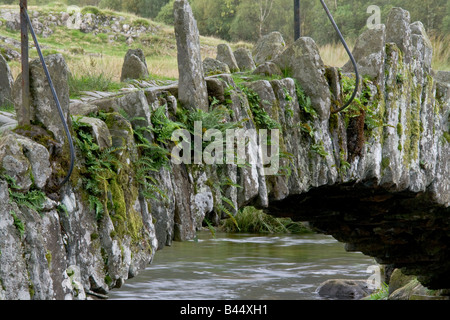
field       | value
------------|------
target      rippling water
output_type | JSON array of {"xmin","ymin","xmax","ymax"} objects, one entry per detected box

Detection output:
[{"xmin": 109, "ymin": 231, "xmax": 375, "ymax": 300}]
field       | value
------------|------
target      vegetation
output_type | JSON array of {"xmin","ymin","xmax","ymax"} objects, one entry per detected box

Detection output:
[{"xmin": 221, "ymin": 206, "xmax": 311, "ymax": 234}]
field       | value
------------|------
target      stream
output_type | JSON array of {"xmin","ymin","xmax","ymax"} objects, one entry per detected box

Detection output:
[{"xmin": 109, "ymin": 231, "xmax": 375, "ymax": 300}]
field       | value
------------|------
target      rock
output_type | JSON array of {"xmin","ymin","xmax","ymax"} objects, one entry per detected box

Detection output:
[
  {"xmin": 273, "ymin": 37, "xmax": 331, "ymax": 121},
  {"xmin": 342, "ymin": 25, "xmax": 386, "ymax": 86},
  {"xmin": 435, "ymin": 71, "xmax": 450, "ymax": 84},
  {"xmin": 410, "ymin": 21, "xmax": 433, "ymax": 72},
  {"xmin": 216, "ymin": 44, "xmax": 240, "ymax": 73},
  {"xmin": 77, "ymin": 117, "xmax": 113, "ymax": 151},
  {"xmin": 0, "ymin": 181, "xmax": 32, "ymax": 300},
  {"xmin": 252, "ymin": 32, "xmax": 286, "ymax": 66},
  {"xmin": 252, "ymin": 62, "xmax": 283, "ymax": 77},
  {"xmin": 0, "ymin": 53, "xmax": 14, "ymax": 108},
  {"xmin": 388, "ymin": 269, "xmax": 416, "ymax": 296},
  {"xmin": 120, "ymin": 48, "xmax": 149, "ymax": 82},
  {"xmin": 69, "ymin": 101, "xmax": 99, "ymax": 117},
  {"xmin": 13, "ymin": 54, "xmax": 70, "ymax": 145},
  {"xmin": 386, "ymin": 7, "xmax": 412, "ymax": 64},
  {"xmin": 317, "ymin": 279, "xmax": 375, "ymax": 299},
  {"xmin": 0, "ymin": 132, "xmax": 52, "ymax": 191},
  {"xmin": 174, "ymin": 0, "xmax": 209, "ymax": 111},
  {"xmin": 233, "ymin": 48, "xmax": 256, "ymax": 71},
  {"xmin": 203, "ymin": 57, "xmax": 230, "ymax": 76},
  {"xmin": 0, "ymin": 113, "xmax": 17, "ymax": 133}
]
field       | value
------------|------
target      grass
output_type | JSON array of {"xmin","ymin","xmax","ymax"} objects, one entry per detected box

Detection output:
[{"xmin": 220, "ymin": 206, "xmax": 311, "ymax": 234}]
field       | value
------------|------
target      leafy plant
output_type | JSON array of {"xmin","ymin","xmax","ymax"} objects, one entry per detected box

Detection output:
[
  {"xmin": 71, "ymin": 116, "xmax": 124, "ymax": 220},
  {"xmin": 10, "ymin": 210, "xmax": 25, "ymax": 239},
  {"xmin": 239, "ymin": 85, "xmax": 281, "ymax": 131},
  {"xmin": 1, "ymin": 174, "xmax": 46, "ymax": 214}
]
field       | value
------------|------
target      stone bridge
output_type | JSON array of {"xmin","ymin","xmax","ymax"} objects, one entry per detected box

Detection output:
[{"xmin": 0, "ymin": 1, "xmax": 449, "ymax": 299}]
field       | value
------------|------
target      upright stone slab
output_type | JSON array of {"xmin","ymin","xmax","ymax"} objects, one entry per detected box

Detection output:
[
  {"xmin": 120, "ymin": 48, "xmax": 149, "ymax": 82},
  {"xmin": 253, "ymin": 32, "xmax": 286, "ymax": 66},
  {"xmin": 342, "ymin": 25, "xmax": 386, "ymax": 88},
  {"xmin": 274, "ymin": 37, "xmax": 331, "ymax": 121},
  {"xmin": 386, "ymin": 7, "xmax": 412, "ymax": 64},
  {"xmin": 12, "ymin": 54, "xmax": 70, "ymax": 145},
  {"xmin": 216, "ymin": 44, "xmax": 240, "ymax": 73},
  {"xmin": 173, "ymin": 0, "xmax": 209, "ymax": 111},
  {"xmin": 0, "ymin": 54, "xmax": 13, "ymax": 107},
  {"xmin": 234, "ymin": 48, "xmax": 256, "ymax": 71}
]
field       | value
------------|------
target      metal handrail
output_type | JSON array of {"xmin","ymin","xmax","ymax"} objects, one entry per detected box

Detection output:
[
  {"xmin": 294, "ymin": 0, "xmax": 360, "ymax": 114},
  {"xmin": 318, "ymin": 0, "xmax": 360, "ymax": 114},
  {"xmin": 20, "ymin": 4, "xmax": 75, "ymax": 187}
]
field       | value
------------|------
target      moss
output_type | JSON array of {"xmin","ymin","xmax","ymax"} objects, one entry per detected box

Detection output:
[
  {"xmin": 381, "ymin": 157, "xmax": 391, "ymax": 171},
  {"xmin": 443, "ymin": 132, "xmax": 450, "ymax": 144},
  {"xmin": 45, "ymin": 250, "xmax": 52, "ymax": 270}
]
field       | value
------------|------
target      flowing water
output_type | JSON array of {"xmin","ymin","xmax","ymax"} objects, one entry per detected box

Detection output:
[{"xmin": 109, "ymin": 231, "xmax": 375, "ymax": 300}]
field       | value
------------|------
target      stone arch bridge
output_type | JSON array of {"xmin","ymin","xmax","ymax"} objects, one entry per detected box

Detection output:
[{"xmin": 0, "ymin": 2, "xmax": 448, "ymax": 299}]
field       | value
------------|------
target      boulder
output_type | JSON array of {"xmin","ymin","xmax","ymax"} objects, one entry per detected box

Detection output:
[
  {"xmin": 253, "ymin": 32, "xmax": 286, "ymax": 65},
  {"xmin": 69, "ymin": 101, "xmax": 99, "ymax": 117},
  {"xmin": 233, "ymin": 48, "xmax": 256, "ymax": 71},
  {"xmin": 216, "ymin": 44, "xmax": 240, "ymax": 73},
  {"xmin": 342, "ymin": 25, "xmax": 386, "ymax": 86},
  {"xmin": 273, "ymin": 37, "xmax": 331, "ymax": 121},
  {"xmin": 203, "ymin": 57, "xmax": 230, "ymax": 76},
  {"xmin": 0, "ymin": 132, "xmax": 52, "ymax": 191},
  {"xmin": 0, "ymin": 53, "xmax": 14, "ymax": 108},
  {"xmin": 120, "ymin": 48, "xmax": 149, "ymax": 82},
  {"xmin": 317, "ymin": 279, "xmax": 375, "ymax": 299},
  {"xmin": 386, "ymin": 7, "xmax": 412, "ymax": 64},
  {"xmin": 12, "ymin": 54, "xmax": 70, "ymax": 145},
  {"xmin": 252, "ymin": 62, "xmax": 283, "ymax": 77},
  {"xmin": 174, "ymin": 0, "xmax": 209, "ymax": 111}
]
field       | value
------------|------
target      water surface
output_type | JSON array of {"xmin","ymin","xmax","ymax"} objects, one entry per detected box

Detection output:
[{"xmin": 109, "ymin": 231, "xmax": 375, "ymax": 300}]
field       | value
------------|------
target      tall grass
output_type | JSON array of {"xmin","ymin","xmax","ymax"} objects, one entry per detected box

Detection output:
[
  {"xmin": 221, "ymin": 206, "xmax": 311, "ymax": 234},
  {"xmin": 430, "ymin": 34, "xmax": 450, "ymax": 71}
]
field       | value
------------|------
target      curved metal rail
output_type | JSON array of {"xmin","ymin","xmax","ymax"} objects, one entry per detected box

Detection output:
[
  {"xmin": 22, "ymin": 6, "xmax": 75, "ymax": 187},
  {"xmin": 318, "ymin": 0, "xmax": 360, "ymax": 114}
]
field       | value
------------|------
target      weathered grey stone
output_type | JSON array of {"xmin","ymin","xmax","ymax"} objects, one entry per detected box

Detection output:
[
  {"xmin": 0, "ymin": 113, "xmax": 17, "ymax": 133},
  {"xmin": 0, "ymin": 132, "xmax": 52, "ymax": 191},
  {"xmin": 253, "ymin": 31, "xmax": 286, "ymax": 65},
  {"xmin": 233, "ymin": 48, "xmax": 256, "ymax": 71},
  {"xmin": 77, "ymin": 117, "xmax": 113, "ymax": 150},
  {"xmin": 435, "ymin": 71, "xmax": 450, "ymax": 84},
  {"xmin": 203, "ymin": 57, "xmax": 230, "ymax": 76},
  {"xmin": 252, "ymin": 62, "xmax": 283, "ymax": 77},
  {"xmin": 0, "ymin": 54, "xmax": 14, "ymax": 108},
  {"xmin": 13, "ymin": 54, "xmax": 70, "ymax": 145},
  {"xmin": 342, "ymin": 25, "xmax": 386, "ymax": 85},
  {"xmin": 317, "ymin": 279, "xmax": 375, "ymax": 299},
  {"xmin": 174, "ymin": 0, "xmax": 209, "ymax": 111},
  {"xmin": 410, "ymin": 22, "xmax": 433, "ymax": 70},
  {"xmin": 386, "ymin": 7, "xmax": 412, "ymax": 64},
  {"xmin": 216, "ymin": 44, "xmax": 240, "ymax": 73},
  {"xmin": 273, "ymin": 37, "xmax": 331, "ymax": 121},
  {"xmin": 120, "ymin": 48, "xmax": 149, "ymax": 82},
  {"xmin": 69, "ymin": 101, "xmax": 99, "ymax": 117}
]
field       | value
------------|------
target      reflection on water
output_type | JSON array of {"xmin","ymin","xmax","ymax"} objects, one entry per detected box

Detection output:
[{"xmin": 109, "ymin": 231, "xmax": 375, "ymax": 300}]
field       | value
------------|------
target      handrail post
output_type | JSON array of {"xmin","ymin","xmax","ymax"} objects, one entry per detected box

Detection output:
[
  {"xmin": 20, "ymin": 0, "xmax": 30, "ymax": 126},
  {"xmin": 294, "ymin": 0, "xmax": 301, "ymax": 40}
]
